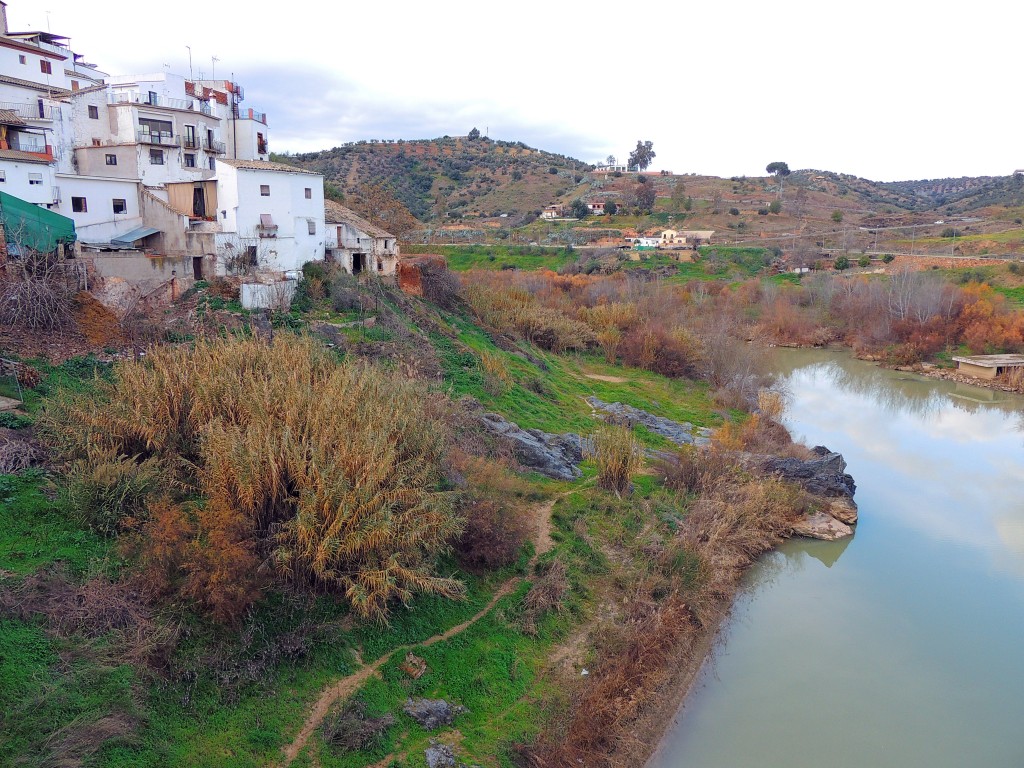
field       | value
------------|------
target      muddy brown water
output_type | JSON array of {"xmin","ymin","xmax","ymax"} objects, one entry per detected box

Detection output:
[{"xmin": 648, "ymin": 348, "xmax": 1024, "ymax": 768}]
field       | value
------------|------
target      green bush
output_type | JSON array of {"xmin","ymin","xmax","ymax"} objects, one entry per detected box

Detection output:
[{"xmin": 64, "ymin": 452, "xmax": 163, "ymax": 536}]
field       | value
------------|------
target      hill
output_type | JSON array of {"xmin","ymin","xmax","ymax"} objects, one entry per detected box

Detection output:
[{"xmin": 282, "ymin": 135, "xmax": 592, "ymax": 223}]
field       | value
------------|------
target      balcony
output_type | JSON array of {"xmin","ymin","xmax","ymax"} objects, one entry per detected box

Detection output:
[
  {"xmin": 203, "ymin": 138, "xmax": 226, "ymax": 154},
  {"xmin": 110, "ymin": 92, "xmax": 206, "ymax": 113},
  {"xmin": 232, "ymin": 106, "xmax": 268, "ymax": 125},
  {"xmin": 137, "ymin": 130, "xmax": 181, "ymax": 147},
  {"xmin": 257, "ymin": 140, "xmax": 268, "ymax": 155},
  {"xmin": 0, "ymin": 100, "xmax": 56, "ymax": 121},
  {"xmin": 7, "ymin": 135, "xmax": 48, "ymax": 153},
  {"xmin": 182, "ymin": 135, "xmax": 201, "ymax": 150}
]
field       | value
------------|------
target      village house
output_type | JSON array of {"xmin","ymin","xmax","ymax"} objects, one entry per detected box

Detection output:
[
  {"xmin": 659, "ymin": 229, "xmax": 687, "ymax": 248},
  {"xmin": 213, "ymin": 158, "xmax": 325, "ymax": 275},
  {"xmin": 324, "ymin": 199, "xmax": 399, "ymax": 276},
  {"xmin": 541, "ymin": 204, "xmax": 563, "ymax": 220},
  {"xmin": 586, "ymin": 201, "xmax": 605, "ymax": 215}
]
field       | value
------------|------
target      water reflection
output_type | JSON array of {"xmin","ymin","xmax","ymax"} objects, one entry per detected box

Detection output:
[{"xmin": 650, "ymin": 348, "xmax": 1024, "ymax": 768}]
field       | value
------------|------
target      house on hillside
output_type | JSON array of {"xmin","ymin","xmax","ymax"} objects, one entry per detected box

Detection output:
[
  {"xmin": 586, "ymin": 201, "xmax": 605, "ymax": 215},
  {"xmin": 681, "ymin": 230, "xmax": 714, "ymax": 248},
  {"xmin": 541, "ymin": 204, "xmax": 563, "ymax": 220},
  {"xmin": 213, "ymin": 158, "xmax": 325, "ymax": 274},
  {"xmin": 659, "ymin": 229, "xmax": 687, "ymax": 248},
  {"xmin": 324, "ymin": 199, "xmax": 399, "ymax": 275}
]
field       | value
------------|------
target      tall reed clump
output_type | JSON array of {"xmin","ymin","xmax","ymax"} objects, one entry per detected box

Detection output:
[
  {"xmin": 40, "ymin": 334, "xmax": 464, "ymax": 623},
  {"xmin": 590, "ymin": 425, "xmax": 643, "ymax": 497}
]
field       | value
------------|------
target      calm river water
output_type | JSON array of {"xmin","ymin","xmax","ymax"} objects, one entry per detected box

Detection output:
[{"xmin": 648, "ymin": 348, "xmax": 1024, "ymax": 768}]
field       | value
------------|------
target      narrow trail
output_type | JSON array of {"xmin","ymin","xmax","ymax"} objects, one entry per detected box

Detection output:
[{"xmin": 277, "ymin": 498, "xmax": 559, "ymax": 767}]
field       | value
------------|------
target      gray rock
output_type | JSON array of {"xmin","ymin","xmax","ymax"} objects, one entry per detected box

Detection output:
[
  {"xmin": 585, "ymin": 396, "xmax": 699, "ymax": 446},
  {"xmin": 425, "ymin": 742, "xmax": 457, "ymax": 768},
  {"xmin": 404, "ymin": 698, "xmax": 468, "ymax": 731},
  {"xmin": 481, "ymin": 412, "xmax": 583, "ymax": 480},
  {"xmin": 758, "ymin": 446, "xmax": 857, "ymax": 498}
]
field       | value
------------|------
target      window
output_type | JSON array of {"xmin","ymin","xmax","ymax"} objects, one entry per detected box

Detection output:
[
  {"xmin": 149, "ymin": 148, "xmax": 164, "ymax": 165},
  {"xmin": 88, "ymin": 105, "xmax": 99, "ymax": 119},
  {"xmin": 208, "ymin": 157, "xmax": 215, "ymax": 170},
  {"xmin": 105, "ymin": 154, "xmax": 117, "ymax": 166},
  {"xmin": 184, "ymin": 153, "xmax": 196, "ymax": 168},
  {"xmin": 112, "ymin": 199, "xmax": 127, "ymax": 214},
  {"xmin": 147, "ymin": 91, "xmax": 158, "ymax": 105},
  {"xmin": 304, "ymin": 187, "xmax": 312, "ymax": 199},
  {"xmin": 28, "ymin": 173, "xmax": 43, "ymax": 185},
  {"xmin": 19, "ymin": 55, "xmax": 26, "ymax": 65},
  {"xmin": 0, "ymin": 170, "xmax": 5, "ymax": 182},
  {"xmin": 307, "ymin": 219, "xmax": 316, "ymax": 235},
  {"xmin": 71, "ymin": 80, "xmax": 80, "ymax": 92},
  {"xmin": 260, "ymin": 184, "xmax": 270, "ymax": 196},
  {"xmin": 72, "ymin": 197, "xmax": 88, "ymax": 212},
  {"xmin": 40, "ymin": 60, "xmax": 52, "ymax": 75}
]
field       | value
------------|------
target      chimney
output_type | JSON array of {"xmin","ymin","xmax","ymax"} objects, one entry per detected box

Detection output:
[{"xmin": 0, "ymin": 2, "xmax": 8, "ymax": 36}]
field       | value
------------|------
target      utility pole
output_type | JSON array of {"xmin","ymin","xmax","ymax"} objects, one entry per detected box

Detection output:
[
  {"xmin": 211, "ymin": 56, "xmax": 220, "ymax": 80},
  {"xmin": 186, "ymin": 45, "xmax": 193, "ymax": 81}
]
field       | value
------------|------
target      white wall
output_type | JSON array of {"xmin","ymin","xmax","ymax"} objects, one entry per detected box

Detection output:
[
  {"xmin": 214, "ymin": 164, "xmax": 324, "ymax": 273},
  {"xmin": 53, "ymin": 175, "xmax": 141, "ymax": 243},
  {"xmin": 0, "ymin": 159, "xmax": 56, "ymax": 206},
  {"xmin": 0, "ymin": 39, "xmax": 70, "ymax": 92}
]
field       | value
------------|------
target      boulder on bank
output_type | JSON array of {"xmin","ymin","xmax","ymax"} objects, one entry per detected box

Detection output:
[
  {"xmin": 480, "ymin": 412, "xmax": 583, "ymax": 480},
  {"xmin": 792, "ymin": 511, "xmax": 854, "ymax": 541},
  {"xmin": 585, "ymin": 396, "xmax": 711, "ymax": 447},
  {"xmin": 758, "ymin": 445, "xmax": 856, "ymax": 498}
]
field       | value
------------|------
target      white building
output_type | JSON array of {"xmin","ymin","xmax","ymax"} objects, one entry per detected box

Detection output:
[
  {"xmin": 324, "ymin": 199, "xmax": 399, "ymax": 275},
  {"xmin": 214, "ymin": 158, "xmax": 324, "ymax": 274},
  {"xmin": 0, "ymin": 0, "xmax": 326, "ymax": 286}
]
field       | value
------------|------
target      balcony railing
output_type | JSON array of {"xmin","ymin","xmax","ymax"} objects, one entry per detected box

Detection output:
[
  {"xmin": 110, "ymin": 92, "xmax": 205, "ymax": 112},
  {"xmin": 0, "ymin": 100, "xmax": 56, "ymax": 120},
  {"xmin": 182, "ymin": 135, "xmax": 201, "ymax": 150},
  {"xmin": 8, "ymin": 135, "xmax": 47, "ymax": 153},
  {"xmin": 203, "ymin": 138, "xmax": 226, "ymax": 154},
  {"xmin": 137, "ymin": 130, "xmax": 181, "ymax": 147},
  {"xmin": 199, "ymin": 101, "xmax": 213, "ymax": 116},
  {"xmin": 257, "ymin": 141, "xmax": 268, "ymax": 155},
  {"xmin": 232, "ymin": 106, "xmax": 268, "ymax": 125}
]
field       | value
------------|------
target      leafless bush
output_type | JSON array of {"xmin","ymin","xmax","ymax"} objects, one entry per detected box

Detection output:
[
  {"xmin": 0, "ymin": 251, "xmax": 76, "ymax": 331},
  {"xmin": 0, "ymin": 436, "xmax": 44, "ymax": 473},
  {"xmin": 321, "ymin": 700, "xmax": 395, "ymax": 753},
  {"xmin": 657, "ymin": 445, "xmax": 735, "ymax": 495},
  {"xmin": 420, "ymin": 261, "xmax": 463, "ymax": 309},
  {"xmin": 520, "ymin": 559, "xmax": 569, "ymax": 635}
]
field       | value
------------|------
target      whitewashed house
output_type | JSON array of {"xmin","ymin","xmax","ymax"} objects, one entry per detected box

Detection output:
[
  {"xmin": 214, "ymin": 158, "xmax": 324, "ymax": 274},
  {"xmin": 324, "ymin": 199, "xmax": 399, "ymax": 275}
]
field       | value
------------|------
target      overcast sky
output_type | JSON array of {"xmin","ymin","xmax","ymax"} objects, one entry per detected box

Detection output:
[{"xmin": 11, "ymin": 0, "xmax": 1018, "ymax": 182}]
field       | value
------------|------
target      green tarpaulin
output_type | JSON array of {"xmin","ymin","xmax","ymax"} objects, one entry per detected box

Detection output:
[{"xmin": 0, "ymin": 190, "xmax": 76, "ymax": 254}]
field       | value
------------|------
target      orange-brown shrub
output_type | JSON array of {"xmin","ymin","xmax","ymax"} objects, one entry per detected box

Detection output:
[{"xmin": 620, "ymin": 324, "xmax": 703, "ymax": 379}]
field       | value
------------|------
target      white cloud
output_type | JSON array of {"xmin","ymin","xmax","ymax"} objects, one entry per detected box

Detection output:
[{"xmin": 11, "ymin": 0, "xmax": 1019, "ymax": 180}]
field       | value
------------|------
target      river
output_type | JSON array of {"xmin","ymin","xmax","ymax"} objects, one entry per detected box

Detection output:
[{"xmin": 648, "ymin": 348, "xmax": 1024, "ymax": 768}]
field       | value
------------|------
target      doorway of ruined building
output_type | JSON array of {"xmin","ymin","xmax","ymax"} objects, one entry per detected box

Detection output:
[
  {"xmin": 352, "ymin": 253, "xmax": 365, "ymax": 274},
  {"xmin": 192, "ymin": 256, "xmax": 204, "ymax": 280}
]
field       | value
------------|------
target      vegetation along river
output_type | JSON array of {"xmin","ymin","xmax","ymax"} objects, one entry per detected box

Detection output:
[{"xmin": 648, "ymin": 348, "xmax": 1024, "ymax": 768}]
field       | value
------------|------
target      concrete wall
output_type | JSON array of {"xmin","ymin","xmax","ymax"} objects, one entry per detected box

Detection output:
[
  {"xmin": 73, "ymin": 145, "xmax": 139, "ymax": 179},
  {"xmin": 0, "ymin": 39, "xmax": 70, "ymax": 91},
  {"xmin": 240, "ymin": 279, "xmax": 296, "ymax": 310},
  {"xmin": 140, "ymin": 189, "xmax": 189, "ymax": 255},
  {"xmin": 958, "ymin": 362, "xmax": 998, "ymax": 380}
]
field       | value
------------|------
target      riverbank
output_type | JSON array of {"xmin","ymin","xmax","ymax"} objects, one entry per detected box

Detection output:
[{"xmin": 648, "ymin": 348, "xmax": 1024, "ymax": 768}]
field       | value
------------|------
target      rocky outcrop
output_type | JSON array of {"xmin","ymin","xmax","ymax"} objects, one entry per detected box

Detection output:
[
  {"xmin": 758, "ymin": 446, "xmax": 856, "ymax": 498},
  {"xmin": 403, "ymin": 698, "xmax": 468, "ymax": 731},
  {"xmin": 424, "ymin": 742, "xmax": 457, "ymax": 768},
  {"xmin": 480, "ymin": 412, "xmax": 583, "ymax": 480},
  {"xmin": 584, "ymin": 397, "xmax": 712, "ymax": 447}
]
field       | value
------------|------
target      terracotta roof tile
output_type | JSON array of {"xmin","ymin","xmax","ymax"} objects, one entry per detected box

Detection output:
[
  {"xmin": 0, "ymin": 108, "xmax": 27, "ymax": 126},
  {"xmin": 0, "ymin": 148, "xmax": 54, "ymax": 164},
  {"xmin": 216, "ymin": 157, "xmax": 322, "ymax": 175},
  {"xmin": 324, "ymin": 200, "xmax": 394, "ymax": 239}
]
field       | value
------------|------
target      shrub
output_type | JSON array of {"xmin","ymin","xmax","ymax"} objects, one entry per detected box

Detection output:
[
  {"xmin": 882, "ymin": 254, "xmax": 895, "ymax": 263},
  {"xmin": 858, "ymin": 255, "xmax": 871, "ymax": 268},
  {"xmin": 658, "ymin": 445, "xmax": 734, "ymax": 496},
  {"xmin": 330, "ymin": 270, "xmax": 362, "ymax": 311},
  {"xmin": 729, "ymin": 208, "xmax": 740, "ymax": 216},
  {"xmin": 834, "ymin": 255, "xmax": 850, "ymax": 270},
  {"xmin": 590, "ymin": 425, "xmax": 643, "ymax": 497},
  {"xmin": 63, "ymin": 452, "xmax": 164, "ymax": 536},
  {"xmin": 321, "ymin": 701, "xmax": 395, "ymax": 753},
  {"xmin": 519, "ymin": 559, "xmax": 569, "ymax": 635},
  {"xmin": 42, "ymin": 335, "xmax": 464, "ymax": 623}
]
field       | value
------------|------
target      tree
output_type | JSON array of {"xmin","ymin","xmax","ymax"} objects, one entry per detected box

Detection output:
[
  {"xmin": 670, "ymin": 180, "xmax": 687, "ymax": 212},
  {"xmin": 858, "ymin": 255, "xmax": 871, "ymax": 267},
  {"xmin": 570, "ymin": 198, "xmax": 589, "ymax": 219},
  {"xmin": 468, "ymin": 127, "xmax": 480, "ymax": 140},
  {"xmin": 604, "ymin": 200, "xmax": 618, "ymax": 215},
  {"xmin": 768, "ymin": 199, "xmax": 782, "ymax": 214},
  {"xmin": 831, "ymin": 210, "xmax": 844, "ymax": 224},
  {"xmin": 606, "ymin": 155, "xmax": 617, "ymax": 166},
  {"xmin": 766, "ymin": 161, "xmax": 791, "ymax": 197},
  {"xmin": 834, "ymin": 255, "xmax": 850, "ymax": 270},
  {"xmin": 628, "ymin": 140, "xmax": 656, "ymax": 172},
  {"xmin": 634, "ymin": 183, "xmax": 656, "ymax": 214}
]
